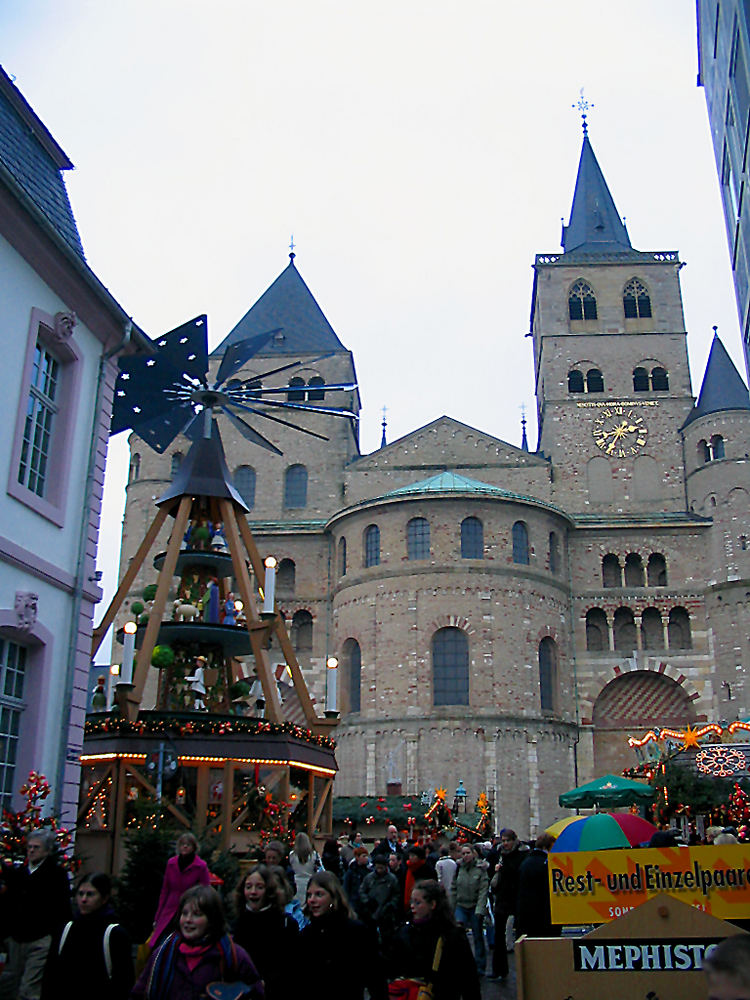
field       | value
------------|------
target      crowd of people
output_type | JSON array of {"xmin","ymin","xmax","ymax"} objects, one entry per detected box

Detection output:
[{"xmin": 1, "ymin": 821, "xmax": 745, "ymax": 999}]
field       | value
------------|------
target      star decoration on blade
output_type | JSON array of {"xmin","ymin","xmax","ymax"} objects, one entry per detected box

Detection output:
[{"xmin": 111, "ymin": 315, "xmax": 358, "ymax": 454}]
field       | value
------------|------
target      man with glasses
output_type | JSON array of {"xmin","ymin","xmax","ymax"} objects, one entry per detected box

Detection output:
[{"xmin": 488, "ymin": 830, "xmax": 526, "ymax": 982}]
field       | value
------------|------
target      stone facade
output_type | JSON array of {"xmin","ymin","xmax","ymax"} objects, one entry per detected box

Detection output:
[{"xmin": 115, "ymin": 136, "xmax": 750, "ymax": 835}]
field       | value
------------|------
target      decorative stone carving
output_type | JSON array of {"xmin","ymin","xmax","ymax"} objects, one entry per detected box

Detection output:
[
  {"xmin": 53, "ymin": 311, "xmax": 77, "ymax": 342},
  {"xmin": 15, "ymin": 592, "xmax": 38, "ymax": 631}
]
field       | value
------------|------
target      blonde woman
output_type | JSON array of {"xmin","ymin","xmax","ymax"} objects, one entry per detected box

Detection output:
[{"xmin": 289, "ymin": 832, "xmax": 320, "ymax": 905}]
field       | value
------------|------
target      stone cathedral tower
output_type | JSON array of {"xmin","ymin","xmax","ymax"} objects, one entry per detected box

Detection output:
[{"xmin": 114, "ymin": 131, "xmax": 750, "ymax": 834}]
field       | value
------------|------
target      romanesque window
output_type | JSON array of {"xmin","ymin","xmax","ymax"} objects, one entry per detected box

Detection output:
[
  {"xmin": 407, "ymin": 517, "xmax": 430, "ymax": 560},
  {"xmin": 568, "ymin": 280, "xmax": 598, "ymax": 320},
  {"xmin": 284, "ymin": 464, "xmax": 307, "ymax": 508},
  {"xmin": 277, "ymin": 558, "xmax": 295, "ymax": 596},
  {"xmin": 668, "ymin": 607, "xmax": 692, "ymax": 649},
  {"xmin": 512, "ymin": 521, "xmax": 529, "ymax": 564},
  {"xmin": 602, "ymin": 554, "xmax": 622, "ymax": 588},
  {"xmin": 461, "ymin": 517, "xmax": 483, "ymax": 559},
  {"xmin": 623, "ymin": 278, "xmax": 652, "ymax": 318},
  {"xmin": 287, "ymin": 376, "xmax": 306, "ymax": 401},
  {"xmin": 307, "ymin": 376, "xmax": 325, "ymax": 401},
  {"xmin": 641, "ymin": 607, "xmax": 664, "ymax": 649},
  {"xmin": 130, "ymin": 453, "xmax": 140, "ymax": 482},
  {"xmin": 432, "ymin": 627, "xmax": 469, "ymax": 706},
  {"xmin": 624, "ymin": 553, "xmax": 645, "ymax": 587},
  {"xmin": 585, "ymin": 608, "xmax": 608, "ymax": 651},
  {"xmin": 365, "ymin": 524, "xmax": 380, "ymax": 567},
  {"xmin": 342, "ymin": 637, "xmax": 361, "ymax": 713},
  {"xmin": 711, "ymin": 434, "xmax": 726, "ymax": 459},
  {"xmin": 651, "ymin": 367, "xmax": 669, "ymax": 390},
  {"xmin": 698, "ymin": 439, "xmax": 711, "ymax": 463},
  {"xmin": 548, "ymin": 532, "xmax": 560, "ymax": 574},
  {"xmin": 538, "ymin": 637, "xmax": 558, "ymax": 712},
  {"xmin": 647, "ymin": 553, "xmax": 667, "ymax": 586},
  {"xmin": 234, "ymin": 465, "xmax": 256, "ymax": 507},
  {"xmin": 170, "ymin": 452, "xmax": 182, "ymax": 478},
  {"xmin": 291, "ymin": 609, "xmax": 313, "ymax": 651},
  {"xmin": 586, "ymin": 368, "xmax": 604, "ymax": 393},
  {"xmin": 613, "ymin": 607, "xmax": 637, "ymax": 651},
  {"xmin": 568, "ymin": 370, "xmax": 585, "ymax": 393},
  {"xmin": 633, "ymin": 364, "xmax": 668, "ymax": 391},
  {"xmin": 633, "ymin": 367, "xmax": 650, "ymax": 392},
  {"xmin": 338, "ymin": 537, "xmax": 347, "ymax": 577}
]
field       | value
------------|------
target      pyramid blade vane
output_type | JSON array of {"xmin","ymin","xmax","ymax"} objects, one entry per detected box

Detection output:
[{"xmin": 213, "ymin": 328, "xmax": 281, "ymax": 389}]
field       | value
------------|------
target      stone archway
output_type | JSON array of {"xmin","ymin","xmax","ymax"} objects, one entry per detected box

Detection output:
[{"xmin": 592, "ymin": 670, "xmax": 696, "ymax": 776}]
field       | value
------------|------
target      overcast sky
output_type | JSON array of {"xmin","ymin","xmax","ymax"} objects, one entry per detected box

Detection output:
[{"xmin": 2, "ymin": 2, "xmax": 744, "ymax": 657}]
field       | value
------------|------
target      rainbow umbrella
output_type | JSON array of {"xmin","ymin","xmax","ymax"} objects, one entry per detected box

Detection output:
[
  {"xmin": 550, "ymin": 813, "xmax": 631, "ymax": 852},
  {"xmin": 545, "ymin": 816, "xmax": 582, "ymax": 839}
]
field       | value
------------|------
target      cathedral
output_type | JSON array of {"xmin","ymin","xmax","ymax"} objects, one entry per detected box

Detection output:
[{"xmin": 116, "ymin": 129, "xmax": 750, "ymax": 835}]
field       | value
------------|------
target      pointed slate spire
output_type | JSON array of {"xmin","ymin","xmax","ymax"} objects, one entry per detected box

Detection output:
[
  {"xmin": 521, "ymin": 411, "xmax": 529, "ymax": 452},
  {"xmin": 157, "ymin": 420, "xmax": 248, "ymax": 510},
  {"xmin": 212, "ymin": 258, "xmax": 348, "ymax": 358},
  {"xmin": 683, "ymin": 333, "xmax": 750, "ymax": 426},
  {"xmin": 562, "ymin": 135, "xmax": 632, "ymax": 254}
]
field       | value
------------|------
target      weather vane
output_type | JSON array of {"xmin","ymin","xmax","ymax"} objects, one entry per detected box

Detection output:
[
  {"xmin": 289, "ymin": 234, "xmax": 296, "ymax": 260},
  {"xmin": 573, "ymin": 88, "xmax": 594, "ymax": 136}
]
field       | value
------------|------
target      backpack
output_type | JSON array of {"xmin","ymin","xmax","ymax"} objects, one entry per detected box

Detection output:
[{"xmin": 58, "ymin": 921, "xmax": 118, "ymax": 978}]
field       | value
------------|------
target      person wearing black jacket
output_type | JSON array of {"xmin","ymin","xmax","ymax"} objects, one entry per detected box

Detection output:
[
  {"xmin": 515, "ymin": 833, "xmax": 561, "ymax": 939},
  {"xmin": 0, "ymin": 829, "xmax": 71, "ymax": 1000},
  {"xmin": 388, "ymin": 879, "xmax": 480, "ymax": 1000},
  {"xmin": 232, "ymin": 864, "xmax": 298, "ymax": 999},
  {"xmin": 296, "ymin": 871, "xmax": 386, "ymax": 1000},
  {"xmin": 41, "ymin": 872, "xmax": 133, "ymax": 1000},
  {"xmin": 488, "ymin": 830, "xmax": 525, "ymax": 980}
]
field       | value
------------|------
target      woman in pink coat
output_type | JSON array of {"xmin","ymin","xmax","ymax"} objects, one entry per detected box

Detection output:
[{"xmin": 148, "ymin": 833, "xmax": 210, "ymax": 947}]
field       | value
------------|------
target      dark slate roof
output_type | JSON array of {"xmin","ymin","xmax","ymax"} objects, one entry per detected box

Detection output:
[
  {"xmin": 682, "ymin": 334, "xmax": 750, "ymax": 427},
  {"xmin": 0, "ymin": 66, "xmax": 84, "ymax": 257},
  {"xmin": 562, "ymin": 134, "xmax": 635, "ymax": 258},
  {"xmin": 212, "ymin": 258, "xmax": 348, "ymax": 358},
  {"xmin": 157, "ymin": 421, "xmax": 248, "ymax": 511}
]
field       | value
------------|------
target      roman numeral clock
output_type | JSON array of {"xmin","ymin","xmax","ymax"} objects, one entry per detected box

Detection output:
[{"xmin": 592, "ymin": 405, "xmax": 649, "ymax": 458}]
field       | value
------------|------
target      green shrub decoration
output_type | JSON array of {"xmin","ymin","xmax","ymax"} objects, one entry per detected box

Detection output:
[{"xmin": 151, "ymin": 644, "xmax": 175, "ymax": 670}]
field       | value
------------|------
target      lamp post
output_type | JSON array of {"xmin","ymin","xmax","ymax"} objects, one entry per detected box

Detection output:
[
  {"xmin": 325, "ymin": 656, "xmax": 339, "ymax": 717},
  {"xmin": 262, "ymin": 556, "xmax": 277, "ymax": 617},
  {"xmin": 453, "ymin": 779, "xmax": 468, "ymax": 814}
]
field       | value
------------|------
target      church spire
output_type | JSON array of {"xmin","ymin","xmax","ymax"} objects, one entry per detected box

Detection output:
[
  {"xmin": 683, "ymin": 331, "xmax": 750, "ymax": 426},
  {"xmin": 561, "ymin": 132, "xmax": 632, "ymax": 255}
]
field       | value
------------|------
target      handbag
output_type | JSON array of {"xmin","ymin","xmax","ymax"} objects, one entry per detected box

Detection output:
[{"xmin": 388, "ymin": 936, "xmax": 443, "ymax": 1000}]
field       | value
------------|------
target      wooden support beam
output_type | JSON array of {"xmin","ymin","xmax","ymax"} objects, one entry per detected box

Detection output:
[
  {"xmin": 111, "ymin": 759, "xmax": 128, "ymax": 874},
  {"xmin": 219, "ymin": 499, "xmax": 284, "ymax": 724},
  {"xmin": 91, "ymin": 505, "xmax": 171, "ymax": 657},
  {"xmin": 126, "ymin": 763, "xmax": 190, "ymax": 828},
  {"xmin": 307, "ymin": 772, "xmax": 315, "ymax": 834},
  {"xmin": 76, "ymin": 764, "xmax": 113, "ymax": 823},
  {"xmin": 123, "ymin": 495, "xmax": 193, "ymax": 721},
  {"xmin": 310, "ymin": 778, "xmax": 332, "ymax": 833},
  {"xmin": 220, "ymin": 760, "xmax": 234, "ymax": 850},
  {"xmin": 324, "ymin": 777, "xmax": 333, "ymax": 836},
  {"xmin": 195, "ymin": 765, "xmax": 210, "ymax": 832}
]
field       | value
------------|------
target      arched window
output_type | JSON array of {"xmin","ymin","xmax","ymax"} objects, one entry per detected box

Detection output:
[
  {"xmin": 407, "ymin": 517, "xmax": 430, "ymax": 560},
  {"xmin": 548, "ymin": 532, "xmax": 560, "ymax": 574},
  {"xmin": 668, "ymin": 607, "xmax": 692, "ymax": 649},
  {"xmin": 568, "ymin": 370, "xmax": 585, "ymax": 393},
  {"xmin": 586, "ymin": 368, "xmax": 604, "ymax": 393},
  {"xmin": 633, "ymin": 367, "xmax": 650, "ymax": 392},
  {"xmin": 641, "ymin": 607, "xmax": 664, "ymax": 649},
  {"xmin": 602, "ymin": 554, "xmax": 622, "ymax": 588},
  {"xmin": 342, "ymin": 637, "xmax": 361, "ymax": 713},
  {"xmin": 711, "ymin": 434, "xmax": 726, "ymax": 459},
  {"xmin": 512, "ymin": 521, "xmax": 529, "ymax": 564},
  {"xmin": 338, "ymin": 537, "xmax": 347, "ymax": 577},
  {"xmin": 130, "ymin": 453, "xmax": 140, "ymax": 482},
  {"xmin": 613, "ymin": 607, "xmax": 637, "ymax": 651},
  {"xmin": 277, "ymin": 558, "xmax": 295, "ymax": 596},
  {"xmin": 170, "ymin": 452, "xmax": 182, "ymax": 478},
  {"xmin": 307, "ymin": 375, "xmax": 325, "ymax": 401},
  {"xmin": 234, "ymin": 465, "xmax": 256, "ymax": 507},
  {"xmin": 432, "ymin": 627, "xmax": 469, "ymax": 706},
  {"xmin": 698, "ymin": 439, "xmax": 711, "ymax": 463},
  {"xmin": 284, "ymin": 464, "xmax": 307, "ymax": 508},
  {"xmin": 647, "ymin": 553, "xmax": 667, "ymax": 586},
  {"xmin": 623, "ymin": 278, "xmax": 652, "ymax": 318},
  {"xmin": 461, "ymin": 517, "xmax": 483, "ymax": 559},
  {"xmin": 586, "ymin": 608, "xmax": 608, "ymax": 651},
  {"xmin": 364, "ymin": 524, "xmax": 380, "ymax": 567},
  {"xmin": 287, "ymin": 376, "xmax": 306, "ymax": 401},
  {"xmin": 568, "ymin": 280, "xmax": 598, "ymax": 320},
  {"xmin": 538, "ymin": 637, "xmax": 558, "ymax": 712},
  {"xmin": 624, "ymin": 553, "xmax": 645, "ymax": 587},
  {"xmin": 291, "ymin": 609, "xmax": 313, "ymax": 651},
  {"xmin": 651, "ymin": 367, "xmax": 669, "ymax": 390}
]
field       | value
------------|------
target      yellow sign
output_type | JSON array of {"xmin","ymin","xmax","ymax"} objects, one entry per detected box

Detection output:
[{"xmin": 549, "ymin": 844, "xmax": 750, "ymax": 924}]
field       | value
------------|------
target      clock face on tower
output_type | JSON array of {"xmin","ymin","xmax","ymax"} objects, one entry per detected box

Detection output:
[{"xmin": 592, "ymin": 406, "xmax": 648, "ymax": 457}]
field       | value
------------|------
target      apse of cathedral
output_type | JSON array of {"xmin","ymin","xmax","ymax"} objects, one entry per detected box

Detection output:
[{"xmin": 116, "ymin": 130, "xmax": 750, "ymax": 833}]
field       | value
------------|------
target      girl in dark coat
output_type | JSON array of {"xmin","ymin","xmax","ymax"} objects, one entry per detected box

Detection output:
[
  {"xmin": 131, "ymin": 885, "xmax": 263, "ymax": 1000},
  {"xmin": 296, "ymin": 871, "xmax": 387, "ymax": 1000},
  {"xmin": 388, "ymin": 879, "xmax": 480, "ymax": 1000},
  {"xmin": 42, "ymin": 872, "xmax": 134, "ymax": 1000},
  {"xmin": 232, "ymin": 864, "xmax": 298, "ymax": 999}
]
